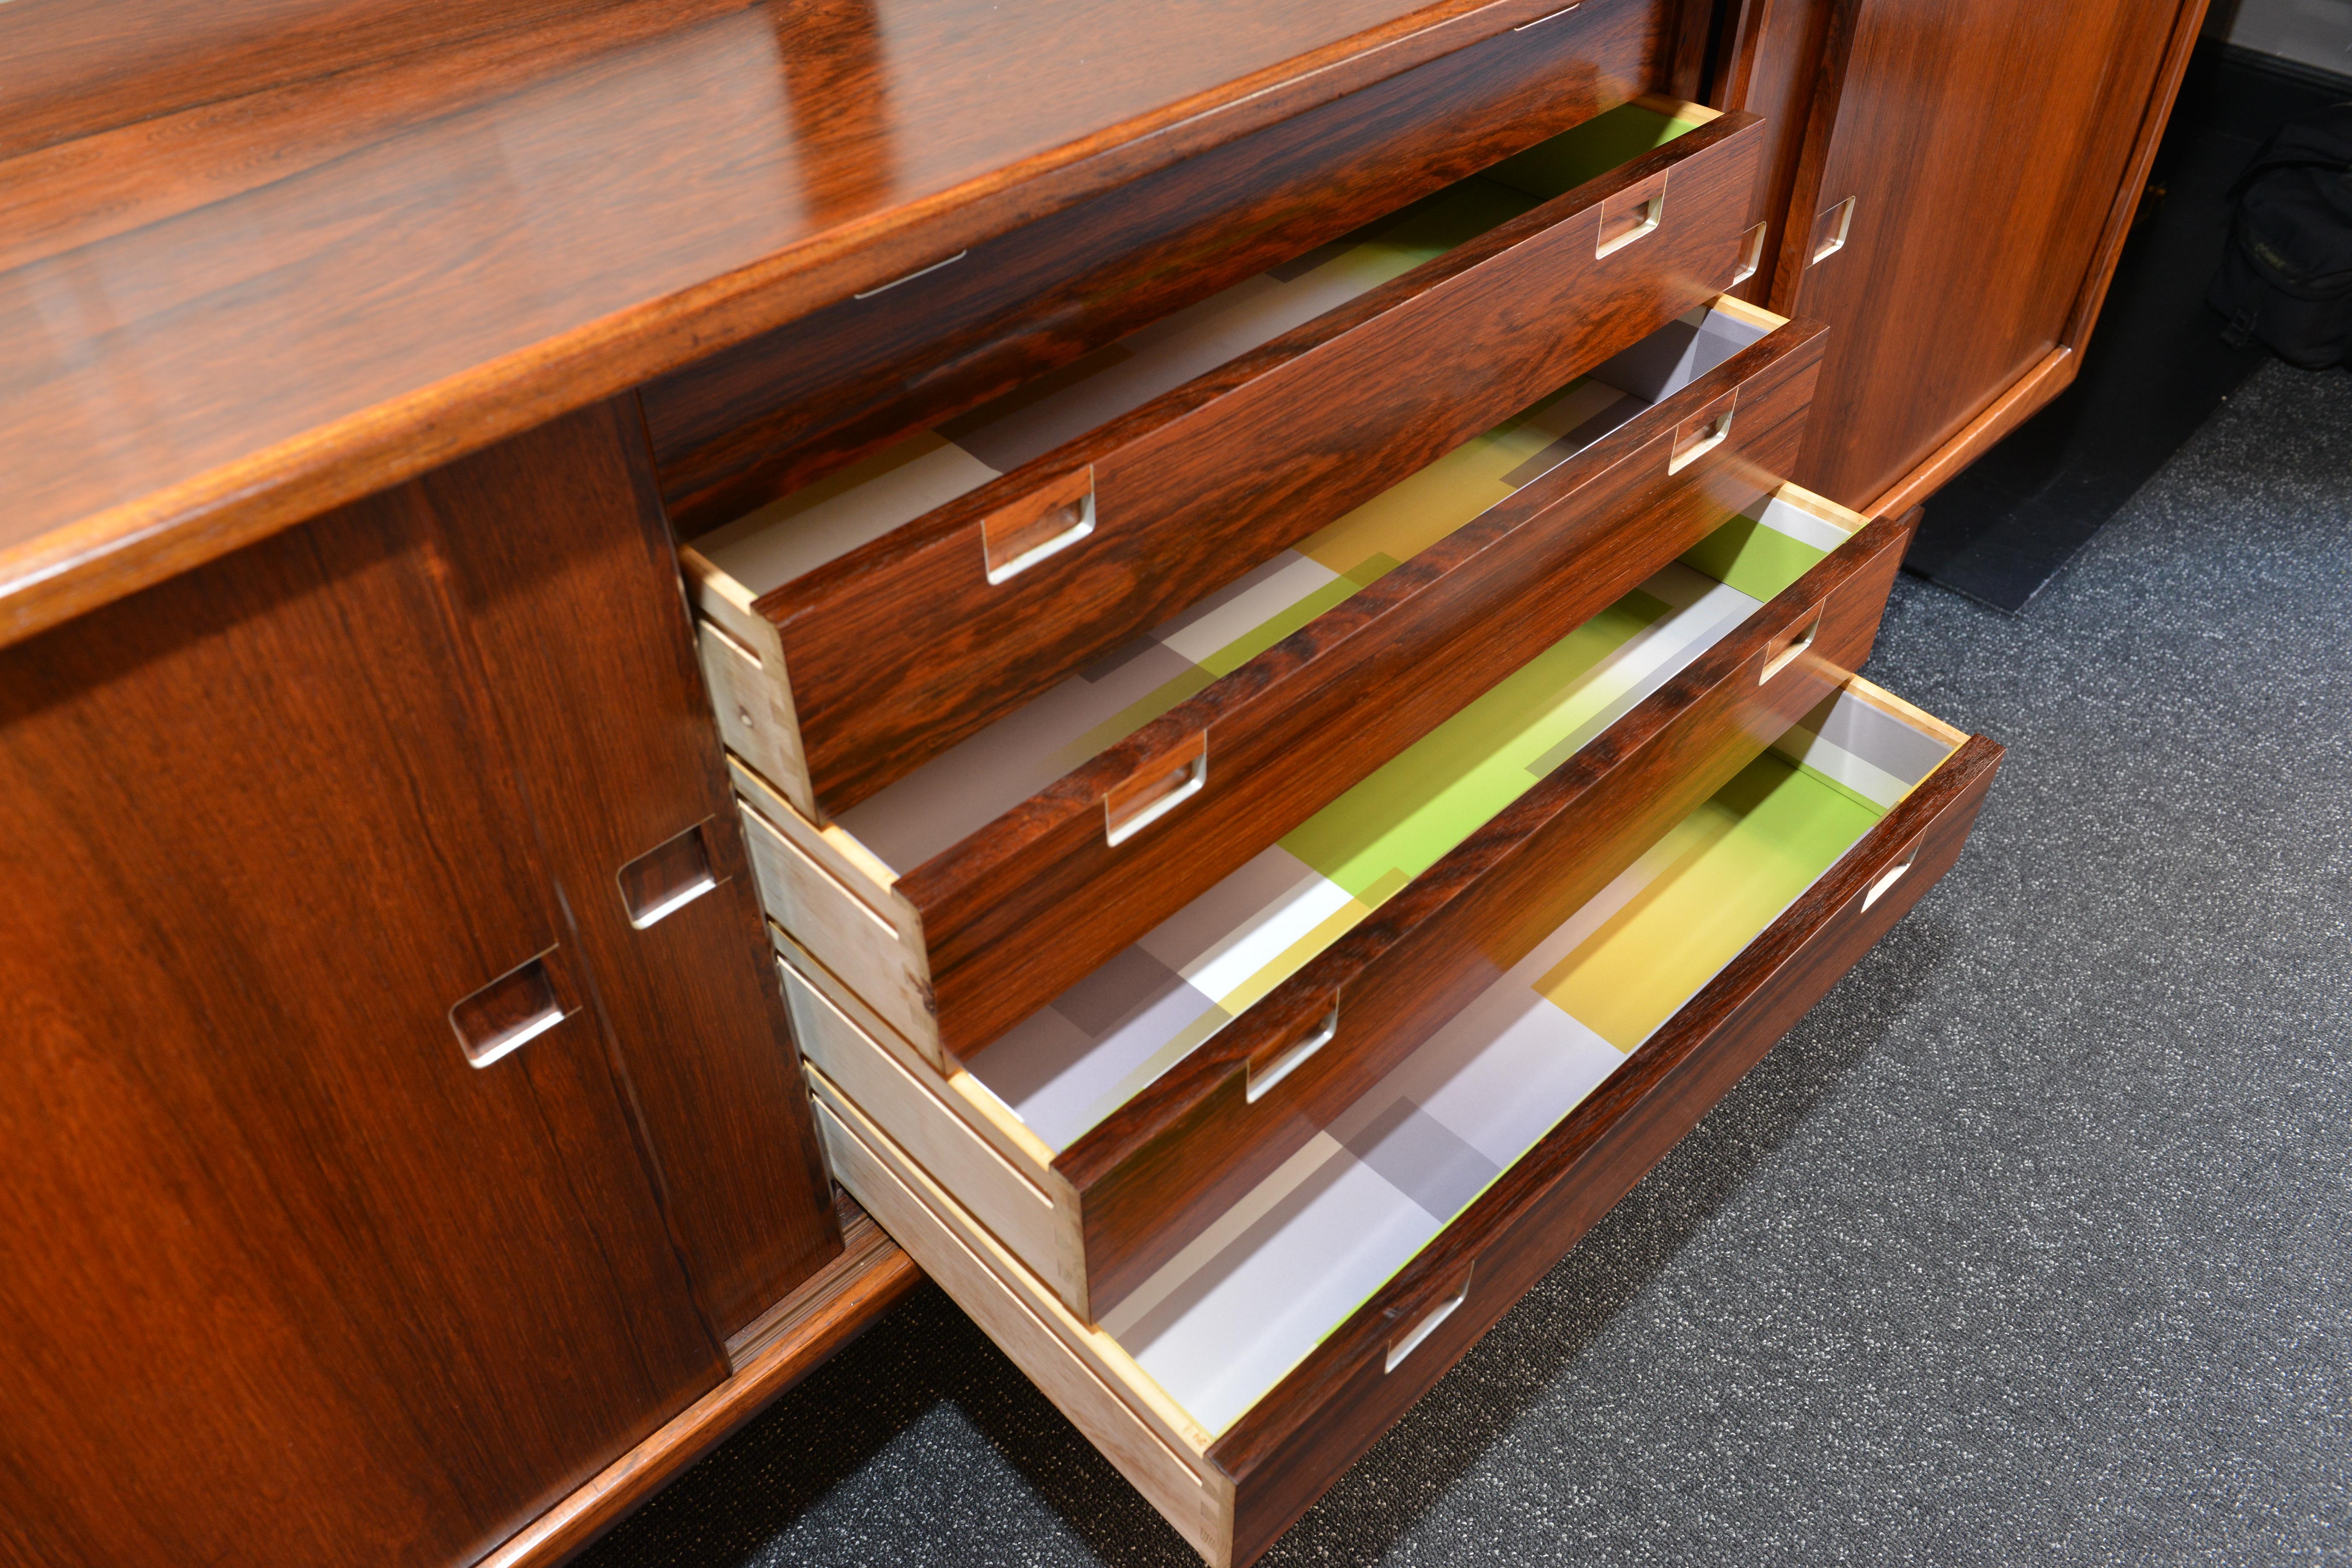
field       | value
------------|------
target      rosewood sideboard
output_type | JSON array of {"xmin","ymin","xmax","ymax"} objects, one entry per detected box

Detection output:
[{"xmin": 0, "ymin": 3, "xmax": 2203, "ymax": 1565}]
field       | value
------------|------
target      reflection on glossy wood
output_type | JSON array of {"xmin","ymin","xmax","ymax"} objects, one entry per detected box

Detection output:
[
  {"xmin": 766, "ymin": 114, "xmax": 1765, "ymax": 811},
  {"xmin": 1209, "ymin": 729, "xmax": 2005, "ymax": 1566},
  {"xmin": 0, "ymin": 0, "xmax": 760, "ymax": 267},
  {"xmin": 1759, "ymin": 0, "xmax": 2204, "ymax": 507},
  {"xmin": 0, "ymin": 0, "xmax": 1643, "ymax": 650},
  {"xmin": 644, "ymin": 2, "xmax": 1671, "ymax": 531}
]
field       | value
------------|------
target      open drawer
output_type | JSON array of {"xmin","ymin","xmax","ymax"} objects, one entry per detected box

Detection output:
[
  {"xmin": 775, "ymin": 475, "xmax": 1909, "ymax": 1321},
  {"xmin": 813, "ymin": 672, "xmax": 2003, "ymax": 1568},
  {"xmin": 729, "ymin": 296, "xmax": 1826, "ymax": 1066},
  {"xmin": 683, "ymin": 99, "xmax": 1765, "ymax": 816}
]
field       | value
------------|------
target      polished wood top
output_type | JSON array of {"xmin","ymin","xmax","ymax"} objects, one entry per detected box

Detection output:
[{"xmin": 0, "ymin": 0, "xmax": 1575, "ymax": 648}]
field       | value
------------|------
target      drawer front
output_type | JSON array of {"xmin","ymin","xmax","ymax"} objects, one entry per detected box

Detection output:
[
  {"xmin": 1207, "ymin": 725, "xmax": 2006, "ymax": 1566},
  {"xmin": 909, "ymin": 311, "xmax": 1828, "ymax": 1060},
  {"xmin": 646, "ymin": 1, "xmax": 1671, "ymax": 534},
  {"xmin": 1061, "ymin": 502, "xmax": 1917, "ymax": 1317},
  {"xmin": 764, "ymin": 112, "xmax": 1768, "ymax": 810}
]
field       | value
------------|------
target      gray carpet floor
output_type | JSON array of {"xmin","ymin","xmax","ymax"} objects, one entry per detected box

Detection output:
[{"xmin": 583, "ymin": 359, "xmax": 2352, "ymax": 1567}]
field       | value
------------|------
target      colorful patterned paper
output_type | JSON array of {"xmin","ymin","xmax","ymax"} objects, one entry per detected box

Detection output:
[{"xmin": 1100, "ymin": 688, "xmax": 1958, "ymax": 1435}]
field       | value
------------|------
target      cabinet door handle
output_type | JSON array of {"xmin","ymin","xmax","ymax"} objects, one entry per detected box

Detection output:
[
  {"xmin": 1761, "ymin": 603, "xmax": 1824, "ymax": 683},
  {"xmin": 1810, "ymin": 196, "xmax": 1856, "ymax": 264},
  {"xmin": 1386, "ymin": 1264, "xmax": 1474, "ymax": 1373},
  {"xmin": 983, "ymin": 466, "xmax": 1096, "ymax": 584},
  {"xmin": 617, "ymin": 821, "xmax": 722, "ymax": 929},
  {"xmin": 1104, "ymin": 729, "xmax": 1207, "ymax": 846},
  {"xmin": 449, "ymin": 949, "xmax": 575, "ymax": 1068},
  {"xmin": 1246, "ymin": 1001, "xmax": 1340, "ymax": 1103}
]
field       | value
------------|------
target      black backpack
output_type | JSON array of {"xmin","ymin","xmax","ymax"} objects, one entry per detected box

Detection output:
[{"xmin": 2208, "ymin": 101, "xmax": 2352, "ymax": 370}]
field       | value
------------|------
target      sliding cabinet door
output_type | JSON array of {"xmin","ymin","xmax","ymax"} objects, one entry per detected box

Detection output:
[{"xmin": 1741, "ymin": 0, "xmax": 2206, "ymax": 511}]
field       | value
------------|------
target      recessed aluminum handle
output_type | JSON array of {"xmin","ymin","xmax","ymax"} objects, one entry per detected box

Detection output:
[
  {"xmin": 1760, "ymin": 606, "xmax": 1822, "ymax": 683},
  {"xmin": 617, "ymin": 821, "xmax": 722, "ymax": 929},
  {"xmin": 1514, "ymin": 2, "xmax": 1580, "ymax": 27},
  {"xmin": 449, "ymin": 950, "xmax": 572, "ymax": 1069},
  {"xmin": 1862, "ymin": 843, "xmax": 1921, "ymax": 910},
  {"xmin": 1810, "ymin": 196, "xmax": 1856, "ymax": 264},
  {"xmin": 983, "ymin": 467, "xmax": 1096, "ymax": 585},
  {"xmin": 1731, "ymin": 220, "xmax": 1767, "ymax": 286},
  {"xmin": 1104, "ymin": 730, "xmax": 1208, "ymax": 847},
  {"xmin": 1246, "ymin": 1003, "xmax": 1339, "ymax": 1103},
  {"xmin": 1596, "ymin": 173, "xmax": 1667, "ymax": 259},
  {"xmin": 1669, "ymin": 389, "xmax": 1738, "ymax": 474},
  {"xmin": 853, "ymin": 249, "xmax": 968, "ymax": 300},
  {"xmin": 1386, "ymin": 1266, "xmax": 1474, "ymax": 1373}
]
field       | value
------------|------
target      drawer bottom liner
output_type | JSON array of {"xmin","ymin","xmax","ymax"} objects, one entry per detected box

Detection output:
[
  {"xmin": 962, "ymin": 487, "xmax": 1854, "ymax": 1155},
  {"xmin": 990, "ymin": 682, "xmax": 1958, "ymax": 1436}
]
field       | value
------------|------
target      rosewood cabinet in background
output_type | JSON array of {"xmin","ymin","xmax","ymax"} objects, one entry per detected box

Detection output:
[
  {"xmin": 1715, "ymin": 0, "xmax": 2208, "ymax": 514},
  {"xmin": 0, "ymin": 402, "xmax": 838, "ymax": 1568},
  {"xmin": 0, "ymin": 0, "xmax": 2209, "ymax": 1563}
]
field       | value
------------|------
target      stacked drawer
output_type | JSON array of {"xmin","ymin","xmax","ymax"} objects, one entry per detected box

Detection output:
[{"xmin": 675, "ymin": 92, "xmax": 2000, "ymax": 1568}]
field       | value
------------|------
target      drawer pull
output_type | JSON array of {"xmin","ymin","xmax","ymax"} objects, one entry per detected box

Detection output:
[
  {"xmin": 617, "ymin": 821, "xmax": 722, "ymax": 929},
  {"xmin": 1732, "ymin": 220, "xmax": 1767, "ymax": 285},
  {"xmin": 1385, "ymin": 1266, "xmax": 1473, "ymax": 1373},
  {"xmin": 1668, "ymin": 389, "xmax": 1738, "ymax": 474},
  {"xmin": 1862, "ymin": 842, "xmax": 1922, "ymax": 911},
  {"xmin": 983, "ymin": 466, "xmax": 1096, "ymax": 584},
  {"xmin": 1245, "ymin": 1002, "xmax": 1340, "ymax": 1103},
  {"xmin": 1596, "ymin": 172, "xmax": 1667, "ymax": 259},
  {"xmin": 1104, "ymin": 729, "xmax": 1208, "ymax": 847},
  {"xmin": 1760, "ymin": 605, "xmax": 1822, "ymax": 683},
  {"xmin": 853, "ymin": 249, "xmax": 968, "ymax": 300},
  {"xmin": 1513, "ymin": 2, "xmax": 1580, "ymax": 27},
  {"xmin": 1810, "ymin": 196, "xmax": 1856, "ymax": 265},
  {"xmin": 450, "ymin": 951, "xmax": 572, "ymax": 1068}
]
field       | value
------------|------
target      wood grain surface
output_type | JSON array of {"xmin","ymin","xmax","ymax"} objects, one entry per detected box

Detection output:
[
  {"xmin": 404, "ymin": 398, "xmax": 842, "ymax": 1337},
  {"xmin": 1759, "ymin": 0, "xmax": 2206, "ymax": 508},
  {"xmin": 1706, "ymin": 0, "xmax": 1840, "ymax": 309},
  {"xmin": 0, "ymin": 0, "xmax": 1683, "ymax": 651},
  {"xmin": 643, "ymin": 2, "xmax": 1669, "ymax": 532},
  {"xmin": 0, "ymin": 428, "xmax": 735, "ymax": 1568},
  {"xmin": 768, "ymin": 112, "xmax": 1765, "ymax": 810},
  {"xmin": 480, "ymin": 1197, "xmax": 923, "ymax": 1568},
  {"xmin": 1209, "ymin": 728, "xmax": 2006, "ymax": 1567},
  {"xmin": 913, "ymin": 315, "xmax": 1825, "ymax": 1063},
  {"xmin": 1064, "ymin": 506, "xmax": 1913, "ymax": 1317}
]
